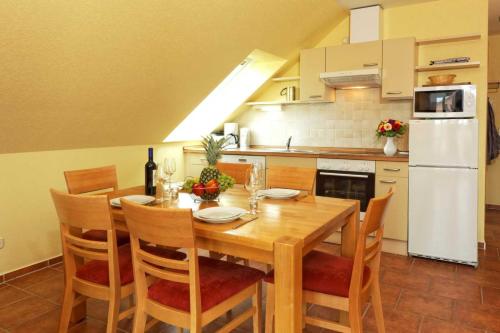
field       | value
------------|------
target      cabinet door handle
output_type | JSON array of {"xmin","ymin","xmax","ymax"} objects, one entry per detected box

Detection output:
[
  {"xmin": 309, "ymin": 95, "xmax": 322, "ymax": 99},
  {"xmin": 200, "ymin": 158, "xmax": 207, "ymax": 162},
  {"xmin": 363, "ymin": 63, "xmax": 378, "ymax": 67},
  {"xmin": 238, "ymin": 158, "xmax": 248, "ymax": 162},
  {"xmin": 380, "ymin": 179, "xmax": 397, "ymax": 184},
  {"xmin": 383, "ymin": 168, "xmax": 401, "ymax": 172},
  {"xmin": 386, "ymin": 91, "xmax": 402, "ymax": 95}
]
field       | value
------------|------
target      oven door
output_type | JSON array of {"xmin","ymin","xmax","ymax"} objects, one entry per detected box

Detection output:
[{"xmin": 315, "ymin": 170, "xmax": 375, "ymax": 213}]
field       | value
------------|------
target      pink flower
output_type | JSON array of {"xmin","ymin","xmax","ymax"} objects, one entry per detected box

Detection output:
[{"xmin": 383, "ymin": 123, "xmax": 392, "ymax": 131}]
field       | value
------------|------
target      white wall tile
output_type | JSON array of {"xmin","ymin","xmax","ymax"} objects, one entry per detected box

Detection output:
[{"xmin": 237, "ymin": 88, "xmax": 412, "ymax": 148}]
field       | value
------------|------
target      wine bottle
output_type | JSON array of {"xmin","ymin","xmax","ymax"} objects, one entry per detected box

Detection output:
[{"xmin": 145, "ymin": 147, "xmax": 157, "ymax": 195}]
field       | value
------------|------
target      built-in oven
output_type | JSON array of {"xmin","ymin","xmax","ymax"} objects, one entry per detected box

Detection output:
[
  {"xmin": 414, "ymin": 84, "xmax": 476, "ymax": 118},
  {"xmin": 316, "ymin": 159, "xmax": 375, "ymax": 219}
]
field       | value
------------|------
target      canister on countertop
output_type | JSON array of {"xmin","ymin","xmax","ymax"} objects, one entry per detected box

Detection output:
[{"xmin": 239, "ymin": 128, "xmax": 251, "ymax": 148}]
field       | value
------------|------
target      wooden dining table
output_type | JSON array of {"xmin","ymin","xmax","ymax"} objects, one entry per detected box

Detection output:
[{"xmin": 107, "ymin": 185, "xmax": 359, "ymax": 332}]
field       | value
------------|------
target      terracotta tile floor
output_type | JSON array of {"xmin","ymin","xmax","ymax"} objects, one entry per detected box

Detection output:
[{"xmin": 1, "ymin": 209, "xmax": 499, "ymax": 333}]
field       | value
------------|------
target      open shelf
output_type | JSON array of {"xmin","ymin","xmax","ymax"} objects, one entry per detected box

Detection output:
[
  {"xmin": 415, "ymin": 61, "xmax": 480, "ymax": 72},
  {"xmin": 416, "ymin": 33, "xmax": 481, "ymax": 46},
  {"xmin": 271, "ymin": 76, "xmax": 300, "ymax": 82},
  {"xmin": 246, "ymin": 99, "xmax": 331, "ymax": 106}
]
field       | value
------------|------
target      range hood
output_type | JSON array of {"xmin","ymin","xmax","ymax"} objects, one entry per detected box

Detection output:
[{"xmin": 319, "ymin": 68, "xmax": 381, "ymax": 89}]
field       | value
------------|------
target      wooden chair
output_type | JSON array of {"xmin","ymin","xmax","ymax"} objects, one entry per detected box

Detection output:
[
  {"xmin": 121, "ymin": 200, "xmax": 265, "ymax": 333},
  {"xmin": 266, "ymin": 166, "xmax": 316, "ymax": 194},
  {"xmin": 64, "ymin": 165, "xmax": 129, "ymax": 246},
  {"xmin": 211, "ymin": 163, "xmax": 252, "ymax": 265},
  {"xmin": 216, "ymin": 162, "xmax": 252, "ymax": 184},
  {"xmin": 264, "ymin": 188, "xmax": 394, "ymax": 333},
  {"xmin": 51, "ymin": 189, "xmax": 185, "ymax": 333}
]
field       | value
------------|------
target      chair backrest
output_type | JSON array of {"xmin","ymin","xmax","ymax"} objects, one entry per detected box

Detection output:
[
  {"xmin": 266, "ymin": 166, "xmax": 316, "ymax": 193},
  {"xmin": 121, "ymin": 200, "xmax": 201, "ymax": 317},
  {"xmin": 50, "ymin": 189, "xmax": 120, "ymax": 286},
  {"xmin": 64, "ymin": 165, "xmax": 118, "ymax": 194},
  {"xmin": 216, "ymin": 162, "xmax": 252, "ymax": 185},
  {"xmin": 349, "ymin": 188, "xmax": 394, "ymax": 300}
]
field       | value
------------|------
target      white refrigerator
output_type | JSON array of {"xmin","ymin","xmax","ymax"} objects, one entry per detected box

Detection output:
[{"xmin": 409, "ymin": 118, "xmax": 478, "ymax": 266}]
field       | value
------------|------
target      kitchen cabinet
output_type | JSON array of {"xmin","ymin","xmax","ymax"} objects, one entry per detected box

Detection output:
[
  {"xmin": 375, "ymin": 161, "xmax": 408, "ymax": 241},
  {"xmin": 300, "ymin": 47, "xmax": 335, "ymax": 102},
  {"xmin": 220, "ymin": 154, "xmax": 266, "ymax": 168},
  {"xmin": 184, "ymin": 152, "xmax": 208, "ymax": 178},
  {"xmin": 325, "ymin": 40, "xmax": 382, "ymax": 72},
  {"xmin": 382, "ymin": 37, "xmax": 416, "ymax": 99}
]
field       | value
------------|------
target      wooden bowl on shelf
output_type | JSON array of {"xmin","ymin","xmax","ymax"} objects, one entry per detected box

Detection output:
[{"xmin": 428, "ymin": 74, "xmax": 456, "ymax": 85}]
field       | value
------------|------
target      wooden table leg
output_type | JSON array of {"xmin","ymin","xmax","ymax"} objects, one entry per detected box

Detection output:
[
  {"xmin": 341, "ymin": 201, "xmax": 360, "ymax": 258},
  {"xmin": 274, "ymin": 236, "xmax": 303, "ymax": 333}
]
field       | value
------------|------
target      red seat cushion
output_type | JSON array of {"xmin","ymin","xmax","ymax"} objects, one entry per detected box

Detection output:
[
  {"xmin": 264, "ymin": 250, "xmax": 370, "ymax": 298},
  {"xmin": 82, "ymin": 229, "xmax": 130, "ymax": 246},
  {"xmin": 147, "ymin": 256, "xmax": 265, "ymax": 312},
  {"xmin": 76, "ymin": 245, "xmax": 186, "ymax": 286}
]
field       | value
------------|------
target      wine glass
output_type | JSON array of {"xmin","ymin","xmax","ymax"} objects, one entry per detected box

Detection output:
[
  {"xmin": 163, "ymin": 157, "xmax": 176, "ymax": 190},
  {"xmin": 245, "ymin": 163, "xmax": 264, "ymax": 214}
]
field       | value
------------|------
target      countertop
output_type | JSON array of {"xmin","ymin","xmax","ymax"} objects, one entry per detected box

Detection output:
[{"xmin": 183, "ymin": 145, "xmax": 409, "ymax": 162}]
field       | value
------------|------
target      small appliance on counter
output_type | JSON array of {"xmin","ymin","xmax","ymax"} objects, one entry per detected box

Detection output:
[
  {"xmin": 224, "ymin": 123, "xmax": 239, "ymax": 149},
  {"xmin": 239, "ymin": 128, "xmax": 251, "ymax": 149},
  {"xmin": 210, "ymin": 131, "xmax": 225, "ymax": 142}
]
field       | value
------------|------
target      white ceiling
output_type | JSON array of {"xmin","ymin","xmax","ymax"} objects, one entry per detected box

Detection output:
[
  {"xmin": 490, "ymin": 0, "xmax": 500, "ymax": 34},
  {"xmin": 336, "ymin": 0, "xmax": 437, "ymax": 9}
]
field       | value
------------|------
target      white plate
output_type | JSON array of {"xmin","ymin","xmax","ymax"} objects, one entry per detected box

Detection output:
[
  {"xmin": 110, "ymin": 195, "xmax": 156, "ymax": 207},
  {"xmin": 194, "ymin": 207, "xmax": 248, "ymax": 224},
  {"xmin": 258, "ymin": 188, "xmax": 300, "ymax": 199}
]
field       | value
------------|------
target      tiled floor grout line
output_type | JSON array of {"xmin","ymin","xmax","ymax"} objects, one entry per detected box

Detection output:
[
  {"xmin": 3, "ymin": 266, "xmax": 59, "ymax": 285},
  {"xmin": 480, "ymin": 285, "xmax": 485, "ymax": 304}
]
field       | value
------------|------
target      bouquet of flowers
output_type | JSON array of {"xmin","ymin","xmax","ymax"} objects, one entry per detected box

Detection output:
[{"xmin": 376, "ymin": 119, "xmax": 408, "ymax": 138}]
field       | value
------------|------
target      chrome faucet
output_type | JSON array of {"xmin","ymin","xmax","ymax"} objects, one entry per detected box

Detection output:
[{"xmin": 286, "ymin": 136, "xmax": 292, "ymax": 151}]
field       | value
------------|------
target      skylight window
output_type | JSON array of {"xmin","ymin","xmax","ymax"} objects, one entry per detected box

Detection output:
[{"xmin": 164, "ymin": 49, "xmax": 286, "ymax": 142}]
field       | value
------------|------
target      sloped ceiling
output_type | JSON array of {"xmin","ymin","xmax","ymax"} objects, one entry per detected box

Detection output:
[{"xmin": 0, "ymin": 0, "xmax": 347, "ymax": 154}]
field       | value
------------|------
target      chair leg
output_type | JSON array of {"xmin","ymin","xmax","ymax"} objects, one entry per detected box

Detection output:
[
  {"xmin": 264, "ymin": 284, "xmax": 275, "ymax": 333},
  {"xmin": 106, "ymin": 294, "xmax": 121, "ymax": 333},
  {"xmin": 348, "ymin": 305, "xmax": 364, "ymax": 333},
  {"xmin": 132, "ymin": 301, "xmax": 147, "ymax": 333},
  {"xmin": 371, "ymin": 280, "xmax": 385, "ymax": 333},
  {"xmin": 59, "ymin": 282, "xmax": 76, "ymax": 333},
  {"xmin": 253, "ymin": 282, "xmax": 262, "ymax": 333}
]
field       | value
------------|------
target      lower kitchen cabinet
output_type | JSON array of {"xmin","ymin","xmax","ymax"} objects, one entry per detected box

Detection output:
[
  {"xmin": 375, "ymin": 173, "xmax": 408, "ymax": 241},
  {"xmin": 184, "ymin": 152, "xmax": 208, "ymax": 178}
]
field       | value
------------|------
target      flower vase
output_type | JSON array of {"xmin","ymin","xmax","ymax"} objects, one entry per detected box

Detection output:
[{"xmin": 384, "ymin": 137, "xmax": 397, "ymax": 156}]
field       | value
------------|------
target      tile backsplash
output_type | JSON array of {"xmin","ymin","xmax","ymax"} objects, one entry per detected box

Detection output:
[{"xmin": 235, "ymin": 88, "xmax": 412, "ymax": 148}]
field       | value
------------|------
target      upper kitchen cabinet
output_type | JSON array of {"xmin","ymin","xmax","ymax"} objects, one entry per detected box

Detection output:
[
  {"xmin": 382, "ymin": 37, "xmax": 416, "ymax": 99},
  {"xmin": 325, "ymin": 40, "xmax": 382, "ymax": 72},
  {"xmin": 300, "ymin": 47, "xmax": 335, "ymax": 102}
]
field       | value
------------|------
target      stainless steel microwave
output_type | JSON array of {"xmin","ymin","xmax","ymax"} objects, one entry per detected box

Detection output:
[{"xmin": 413, "ymin": 85, "xmax": 476, "ymax": 118}]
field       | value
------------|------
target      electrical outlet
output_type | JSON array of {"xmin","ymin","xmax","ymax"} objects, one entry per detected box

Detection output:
[{"xmin": 0, "ymin": 238, "xmax": 4, "ymax": 249}]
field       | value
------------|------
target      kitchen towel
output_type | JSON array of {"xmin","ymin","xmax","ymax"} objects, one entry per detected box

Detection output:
[{"xmin": 487, "ymin": 98, "xmax": 499, "ymax": 164}]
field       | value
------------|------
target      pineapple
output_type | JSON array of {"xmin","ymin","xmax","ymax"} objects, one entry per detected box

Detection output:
[{"xmin": 199, "ymin": 136, "xmax": 228, "ymax": 199}]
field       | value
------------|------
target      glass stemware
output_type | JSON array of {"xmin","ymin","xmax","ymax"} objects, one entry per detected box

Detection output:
[
  {"xmin": 163, "ymin": 157, "xmax": 176, "ymax": 194},
  {"xmin": 245, "ymin": 163, "xmax": 265, "ymax": 214}
]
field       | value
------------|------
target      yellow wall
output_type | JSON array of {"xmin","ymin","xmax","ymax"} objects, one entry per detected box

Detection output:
[
  {"xmin": 384, "ymin": 0, "xmax": 489, "ymax": 242},
  {"xmin": 0, "ymin": 142, "xmax": 194, "ymax": 274},
  {"xmin": 486, "ymin": 34, "xmax": 500, "ymax": 205},
  {"xmin": 246, "ymin": 0, "xmax": 489, "ymax": 242},
  {"xmin": 0, "ymin": 0, "xmax": 347, "ymax": 154}
]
